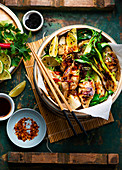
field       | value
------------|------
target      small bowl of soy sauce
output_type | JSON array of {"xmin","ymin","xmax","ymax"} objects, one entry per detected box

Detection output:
[
  {"xmin": 23, "ymin": 10, "xmax": 44, "ymax": 32},
  {"xmin": 0, "ymin": 93, "xmax": 15, "ymax": 121}
]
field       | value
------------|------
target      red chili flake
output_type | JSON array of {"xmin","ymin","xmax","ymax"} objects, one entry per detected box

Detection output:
[{"xmin": 14, "ymin": 117, "xmax": 39, "ymax": 142}]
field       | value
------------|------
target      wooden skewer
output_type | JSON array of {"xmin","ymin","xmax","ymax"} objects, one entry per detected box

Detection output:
[{"xmin": 28, "ymin": 43, "xmax": 88, "ymax": 137}]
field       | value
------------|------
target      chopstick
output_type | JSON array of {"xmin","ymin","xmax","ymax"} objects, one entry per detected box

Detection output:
[
  {"xmin": 28, "ymin": 44, "xmax": 77, "ymax": 136},
  {"xmin": 28, "ymin": 43, "xmax": 88, "ymax": 137}
]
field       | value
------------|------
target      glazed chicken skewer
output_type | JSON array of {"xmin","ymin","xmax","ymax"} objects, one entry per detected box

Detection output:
[{"xmin": 28, "ymin": 43, "xmax": 88, "ymax": 137}]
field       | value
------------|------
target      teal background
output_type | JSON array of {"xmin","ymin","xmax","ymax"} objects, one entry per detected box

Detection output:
[{"xmin": 0, "ymin": 0, "xmax": 122, "ymax": 169}]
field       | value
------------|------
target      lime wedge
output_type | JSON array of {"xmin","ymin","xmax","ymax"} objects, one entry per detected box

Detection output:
[
  {"xmin": 66, "ymin": 28, "xmax": 78, "ymax": 52},
  {"xmin": 9, "ymin": 81, "xmax": 26, "ymax": 97},
  {"xmin": 0, "ymin": 69, "xmax": 11, "ymax": 80},
  {"xmin": 42, "ymin": 55, "xmax": 60, "ymax": 67},
  {"xmin": 49, "ymin": 36, "xmax": 58, "ymax": 57},
  {"xmin": 0, "ymin": 60, "xmax": 4, "ymax": 74},
  {"xmin": 0, "ymin": 53, "xmax": 11, "ymax": 70}
]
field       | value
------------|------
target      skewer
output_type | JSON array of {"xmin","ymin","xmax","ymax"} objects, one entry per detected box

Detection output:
[{"xmin": 28, "ymin": 43, "xmax": 88, "ymax": 137}]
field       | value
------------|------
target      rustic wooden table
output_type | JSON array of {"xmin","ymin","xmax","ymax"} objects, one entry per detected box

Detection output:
[{"xmin": 0, "ymin": 0, "xmax": 122, "ymax": 169}]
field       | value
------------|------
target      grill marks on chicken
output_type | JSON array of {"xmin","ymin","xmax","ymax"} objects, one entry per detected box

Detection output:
[
  {"xmin": 103, "ymin": 47, "xmax": 120, "ymax": 81},
  {"xmin": 61, "ymin": 63, "xmax": 80, "ymax": 99},
  {"xmin": 62, "ymin": 63, "xmax": 79, "ymax": 90},
  {"xmin": 78, "ymin": 79, "xmax": 95, "ymax": 108}
]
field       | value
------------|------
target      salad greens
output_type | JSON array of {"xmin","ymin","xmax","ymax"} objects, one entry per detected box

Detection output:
[{"xmin": 0, "ymin": 22, "xmax": 31, "ymax": 66}]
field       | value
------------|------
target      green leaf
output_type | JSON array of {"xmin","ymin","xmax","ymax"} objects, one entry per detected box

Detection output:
[
  {"xmin": 97, "ymin": 43, "xmax": 102, "ymax": 53},
  {"xmin": 92, "ymin": 94, "xmax": 100, "ymax": 102},
  {"xmin": 11, "ymin": 57, "xmax": 20, "ymax": 67},
  {"xmin": 108, "ymin": 90, "xmax": 114, "ymax": 95},
  {"xmin": 77, "ymin": 29, "xmax": 92, "ymax": 41},
  {"xmin": 28, "ymin": 31, "xmax": 32, "ymax": 38},
  {"xmin": 10, "ymin": 44, "xmax": 16, "ymax": 54}
]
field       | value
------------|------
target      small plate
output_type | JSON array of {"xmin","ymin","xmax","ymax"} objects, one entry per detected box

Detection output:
[{"xmin": 7, "ymin": 108, "xmax": 46, "ymax": 148}]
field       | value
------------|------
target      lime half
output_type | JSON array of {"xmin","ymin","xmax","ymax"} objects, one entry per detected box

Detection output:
[
  {"xmin": 49, "ymin": 36, "xmax": 58, "ymax": 57},
  {"xmin": 0, "ymin": 60, "xmax": 4, "ymax": 74},
  {"xmin": 9, "ymin": 81, "xmax": 26, "ymax": 97},
  {"xmin": 0, "ymin": 53, "xmax": 11, "ymax": 70},
  {"xmin": 0, "ymin": 69, "xmax": 11, "ymax": 80},
  {"xmin": 66, "ymin": 28, "xmax": 78, "ymax": 52},
  {"xmin": 42, "ymin": 55, "xmax": 60, "ymax": 67}
]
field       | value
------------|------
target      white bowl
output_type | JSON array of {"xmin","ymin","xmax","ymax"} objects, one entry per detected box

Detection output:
[
  {"xmin": 0, "ymin": 93, "xmax": 15, "ymax": 121},
  {"xmin": 22, "ymin": 10, "xmax": 44, "ymax": 32},
  {"xmin": 34, "ymin": 25, "xmax": 122, "ymax": 118},
  {"xmin": 7, "ymin": 108, "xmax": 47, "ymax": 148}
]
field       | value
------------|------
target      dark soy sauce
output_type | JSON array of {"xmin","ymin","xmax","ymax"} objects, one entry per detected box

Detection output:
[
  {"xmin": 25, "ymin": 13, "xmax": 42, "ymax": 29},
  {"xmin": 0, "ymin": 97, "xmax": 11, "ymax": 117}
]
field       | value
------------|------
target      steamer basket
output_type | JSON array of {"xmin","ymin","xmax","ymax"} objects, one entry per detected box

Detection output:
[{"xmin": 34, "ymin": 25, "xmax": 122, "ymax": 118}]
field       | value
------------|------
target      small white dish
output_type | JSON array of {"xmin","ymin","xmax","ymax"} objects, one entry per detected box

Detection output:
[
  {"xmin": 0, "ymin": 93, "xmax": 15, "ymax": 121},
  {"xmin": 7, "ymin": 108, "xmax": 46, "ymax": 148},
  {"xmin": 22, "ymin": 10, "xmax": 44, "ymax": 32}
]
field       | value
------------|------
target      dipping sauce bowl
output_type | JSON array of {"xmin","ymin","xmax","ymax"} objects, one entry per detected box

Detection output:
[
  {"xmin": 22, "ymin": 10, "xmax": 44, "ymax": 32},
  {"xmin": 0, "ymin": 93, "xmax": 15, "ymax": 121}
]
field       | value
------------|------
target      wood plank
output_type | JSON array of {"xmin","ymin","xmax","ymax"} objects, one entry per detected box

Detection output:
[
  {"xmin": 108, "ymin": 154, "xmax": 119, "ymax": 165},
  {"xmin": 3, "ymin": 0, "xmax": 115, "ymax": 9},
  {"xmin": 8, "ymin": 152, "xmax": 119, "ymax": 165}
]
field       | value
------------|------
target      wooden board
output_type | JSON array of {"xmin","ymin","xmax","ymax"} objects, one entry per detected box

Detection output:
[
  {"xmin": 8, "ymin": 152, "xmax": 119, "ymax": 165},
  {"xmin": 2, "ymin": 0, "xmax": 115, "ymax": 9}
]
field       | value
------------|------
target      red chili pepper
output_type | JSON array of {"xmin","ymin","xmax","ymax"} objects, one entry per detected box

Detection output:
[
  {"xmin": 53, "ymin": 78, "xmax": 61, "ymax": 82},
  {"xmin": 54, "ymin": 71, "xmax": 61, "ymax": 75},
  {"xmin": 0, "ymin": 43, "xmax": 11, "ymax": 49}
]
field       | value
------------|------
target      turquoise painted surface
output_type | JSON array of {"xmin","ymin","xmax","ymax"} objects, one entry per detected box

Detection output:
[{"xmin": 0, "ymin": 0, "xmax": 122, "ymax": 169}]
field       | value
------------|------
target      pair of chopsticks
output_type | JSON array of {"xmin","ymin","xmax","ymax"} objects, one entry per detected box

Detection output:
[{"xmin": 28, "ymin": 43, "xmax": 88, "ymax": 137}]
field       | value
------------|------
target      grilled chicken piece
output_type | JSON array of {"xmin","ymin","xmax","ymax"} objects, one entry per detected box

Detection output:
[
  {"xmin": 103, "ymin": 47, "xmax": 120, "ymax": 81},
  {"xmin": 78, "ymin": 79, "xmax": 95, "ymax": 108},
  {"xmin": 60, "ymin": 54, "xmax": 73, "ymax": 72},
  {"xmin": 61, "ymin": 82, "xmax": 69, "ymax": 99},
  {"xmin": 68, "ymin": 94, "xmax": 81, "ymax": 110},
  {"xmin": 94, "ymin": 73, "xmax": 105, "ymax": 97},
  {"xmin": 62, "ymin": 63, "xmax": 80, "ymax": 90}
]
